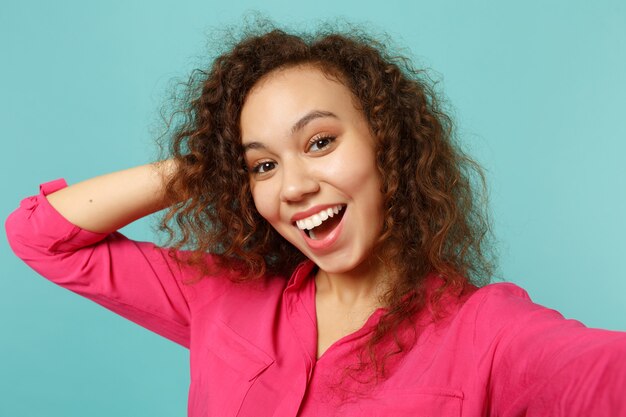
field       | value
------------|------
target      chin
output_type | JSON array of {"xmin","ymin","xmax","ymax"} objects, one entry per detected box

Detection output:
[{"xmin": 310, "ymin": 251, "xmax": 370, "ymax": 275}]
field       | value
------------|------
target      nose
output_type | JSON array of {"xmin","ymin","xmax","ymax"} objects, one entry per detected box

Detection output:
[{"xmin": 279, "ymin": 158, "xmax": 320, "ymax": 203}]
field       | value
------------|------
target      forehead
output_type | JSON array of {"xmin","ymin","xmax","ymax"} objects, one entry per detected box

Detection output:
[
  {"xmin": 248, "ymin": 64, "xmax": 347, "ymax": 101},
  {"xmin": 240, "ymin": 65, "xmax": 360, "ymax": 140}
]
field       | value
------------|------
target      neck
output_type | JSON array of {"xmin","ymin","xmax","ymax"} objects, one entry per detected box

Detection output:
[{"xmin": 315, "ymin": 257, "xmax": 392, "ymax": 309}]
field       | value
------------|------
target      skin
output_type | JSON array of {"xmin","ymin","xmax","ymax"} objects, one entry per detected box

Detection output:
[
  {"xmin": 46, "ymin": 160, "xmax": 176, "ymax": 233},
  {"xmin": 240, "ymin": 65, "xmax": 391, "ymax": 356}
]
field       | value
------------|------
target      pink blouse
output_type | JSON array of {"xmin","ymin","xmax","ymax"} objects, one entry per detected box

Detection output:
[{"xmin": 6, "ymin": 179, "xmax": 626, "ymax": 417}]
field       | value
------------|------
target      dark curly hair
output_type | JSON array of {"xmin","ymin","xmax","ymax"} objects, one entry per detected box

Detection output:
[{"xmin": 160, "ymin": 22, "xmax": 495, "ymax": 380}]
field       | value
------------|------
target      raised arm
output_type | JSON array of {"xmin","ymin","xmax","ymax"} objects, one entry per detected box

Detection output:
[
  {"xmin": 5, "ymin": 159, "xmax": 196, "ymax": 347},
  {"xmin": 46, "ymin": 159, "xmax": 177, "ymax": 233}
]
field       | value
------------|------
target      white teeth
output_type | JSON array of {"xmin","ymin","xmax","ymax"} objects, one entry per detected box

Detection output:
[{"xmin": 295, "ymin": 205, "xmax": 344, "ymax": 231}]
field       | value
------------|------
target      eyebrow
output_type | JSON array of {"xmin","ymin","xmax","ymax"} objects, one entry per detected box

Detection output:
[
  {"xmin": 291, "ymin": 110, "xmax": 338, "ymax": 134},
  {"xmin": 243, "ymin": 110, "xmax": 338, "ymax": 152}
]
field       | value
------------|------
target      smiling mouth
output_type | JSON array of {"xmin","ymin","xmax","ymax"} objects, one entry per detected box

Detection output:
[{"xmin": 295, "ymin": 205, "xmax": 346, "ymax": 240}]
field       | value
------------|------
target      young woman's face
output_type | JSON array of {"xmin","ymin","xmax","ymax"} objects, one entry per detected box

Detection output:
[{"xmin": 240, "ymin": 65, "xmax": 384, "ymax": 274}]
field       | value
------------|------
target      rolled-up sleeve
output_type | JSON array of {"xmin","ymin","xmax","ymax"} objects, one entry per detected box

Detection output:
[{"xmin": 5, "ymin": 179, "xmax": 192, "ymax": 348}]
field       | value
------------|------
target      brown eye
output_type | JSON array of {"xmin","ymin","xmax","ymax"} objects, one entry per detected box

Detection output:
[
  {"xmin": 308, "ymin": 136, "xmax": 335, "ymax": 152},
  {"xmin": 252, "ymin": 161, "xmax": 276, "ymax": 174}
]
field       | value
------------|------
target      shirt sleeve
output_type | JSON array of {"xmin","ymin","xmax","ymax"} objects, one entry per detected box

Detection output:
[
  {"xmin": 473, "ymin": 283, "xmax": 626, "ymax": 417},
  {"xmin": 5, "ymin": 179, "xmax": 192, "ymax": 348}
]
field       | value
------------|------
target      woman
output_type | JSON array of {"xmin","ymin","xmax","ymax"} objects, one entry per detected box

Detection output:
[{"xmin": 6, "ymin": 27, "xmax": 626, "ymax": 416}]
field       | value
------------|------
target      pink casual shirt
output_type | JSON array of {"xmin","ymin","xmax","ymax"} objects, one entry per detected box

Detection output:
[{"xmin": 6, "ymin": 179, "xmax": 626, "ymax": 417}]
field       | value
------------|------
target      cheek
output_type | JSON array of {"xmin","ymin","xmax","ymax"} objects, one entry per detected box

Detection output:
[
  {"xmin": 337, "ymin": 145, "xmax": 384, "ymax": 222},
  {"xmin": 331, "ymin": 145, "xmax": 380, "ymax": 194},
  {"xmin": 251, "ymin": 184, "xmax": 279, "ymax": 224}
]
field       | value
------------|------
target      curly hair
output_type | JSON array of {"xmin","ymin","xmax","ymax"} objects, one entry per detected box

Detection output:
[{"xmin": 160, "ymin": 23, "xmax": 495, "ymax": 380}]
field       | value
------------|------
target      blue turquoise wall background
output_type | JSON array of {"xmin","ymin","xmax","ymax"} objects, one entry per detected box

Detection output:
[{"xmin": 1, "ymin": 0, "xmax": 624, "ymax": 416}]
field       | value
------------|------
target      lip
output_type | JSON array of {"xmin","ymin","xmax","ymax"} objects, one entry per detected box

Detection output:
[
  {"xmin": 299, "ymin": 206, "xmax": 347, "ymax": 251},
  {"xmin": 290, "ymin": 203, "xmax": 345, "ymax": 222}
]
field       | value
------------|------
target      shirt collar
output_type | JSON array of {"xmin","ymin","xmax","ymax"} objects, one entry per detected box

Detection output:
[{"xmin": 286, "ymin": 259, "xmax": 317, "ymax": 291}]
